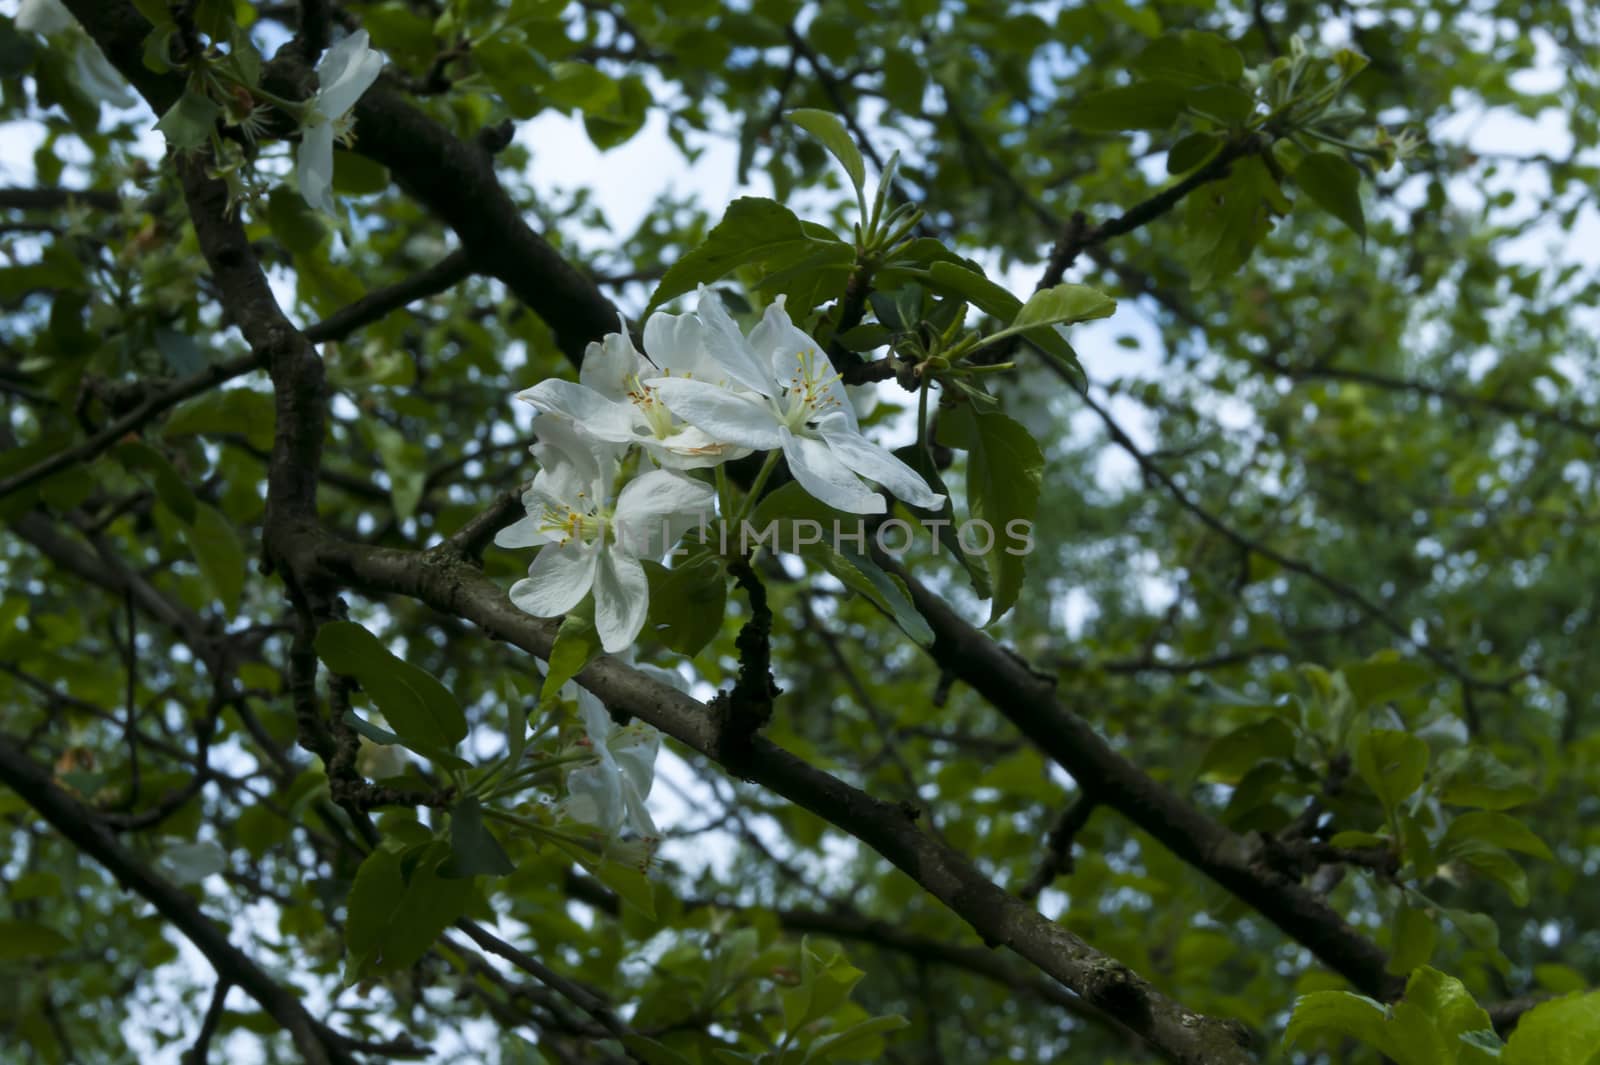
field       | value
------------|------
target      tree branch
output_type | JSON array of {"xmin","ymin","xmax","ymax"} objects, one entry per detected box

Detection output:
[
  {"xmin": 305, "ymin": 529, "xmax": 1253, "ymax": 1065},
  {"xmin": 0, "ymin": 731, "xmax": 351, "ymax": 1065}
]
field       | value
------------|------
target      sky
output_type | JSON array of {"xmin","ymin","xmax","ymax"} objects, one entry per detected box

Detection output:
[{"xmin": 3, "ymin": 2, "xmax": 1598, "ymax": 1060}]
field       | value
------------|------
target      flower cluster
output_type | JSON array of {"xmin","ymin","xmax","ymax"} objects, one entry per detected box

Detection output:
[{"xmin": 496, "ymin": 288, "xmax": 943, "ymax": 652}]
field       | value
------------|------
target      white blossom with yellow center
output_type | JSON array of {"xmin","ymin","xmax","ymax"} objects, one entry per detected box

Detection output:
[
  {"xmin": 515, "ymin": 304, "xmax": 751, "ymax": 470},
  {"xmin": 494, "ymin": 418, "xmax": 714, "ymax": 652},
  {"xmin": 649, "ymin": 293, "xmax": 945, "ymax": 515}
]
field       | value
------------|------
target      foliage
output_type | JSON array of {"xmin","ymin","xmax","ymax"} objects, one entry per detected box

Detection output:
[{"xmin": 1, "ymin": 0, "xmax": 1598, "ymax": 1063}]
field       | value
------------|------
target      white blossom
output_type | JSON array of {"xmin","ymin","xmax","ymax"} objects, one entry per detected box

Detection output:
[
  {"xmin": 15, "ymin": 0, "xmax": 73, "ymax": 34},
  {"xmin": 494, "ymin": 418, "xmax": 714, "ymax": 653},
  {"xmin": 649, "ymin": 292, "xmax": 945, "ymax": 515},
  {"xmin": 563, "ymin": 684, "xmax": 661, "ymax": 840},
  {"xmin": 297, "ymin": 30, "xmax": 383, "ymax": 216},
  {"xmin": 515, "ymin": 306, "xmax": 750, "ymax": 469}
]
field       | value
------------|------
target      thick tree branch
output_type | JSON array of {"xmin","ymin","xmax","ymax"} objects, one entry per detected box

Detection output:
[
  {"xmin": 879, "ymin": 554, "xmax": 1402, "ymax": 1001},
  {"xmin": 304, "ymin": 529, "xmax": 1253, "ymax": 1065}
]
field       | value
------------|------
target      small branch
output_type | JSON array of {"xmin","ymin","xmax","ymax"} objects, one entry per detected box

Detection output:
[
  {"xmin": 1019, "ymin": 793, "xmax": 1097, "ymax": 901},
  {"xmin": 304, "ymin": 249, "xmax": 474, "ymax": 345},
  {"xmin": 711, "ymin": 561, "xmax": 780, "ymax": 766},
  {"xmin": 0, "ymin": 731, "xmax": 352, "ymax": 1065},
  {"xmin": 0, "ymin": 186, "xmax": 121, "ymax": 211},
  {"xmin": 455, "ymin": 921, "xmax": 635, "ymax": 1045},
  {"xmin": 0, "ymin": 354, "xmax": 259, "ymax": 504},
  {"xmin": 180, "ymin": 980, "xmax": 231, "ymax": 1065}
]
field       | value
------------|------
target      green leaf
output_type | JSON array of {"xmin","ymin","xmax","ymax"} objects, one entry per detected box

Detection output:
[
  {"xmin": 785, "ymin": 942, "xmax": 866, "ymax": 1032},
  {"xmin": 1296, "ymin": 151, "xmax": 1367, "ymax": 239},
  {"xmin": 443, "ymin": 796, "xmax": 515, "ymax": 878},
  {"xmin": 114, "ymin": 440, "xmax": 197, "ymax": 524},
  {"xmin": 1355, "ymin": 729, "xmax": 1428, "ymax": 810},
  {"xmin": 1404, "ymin": 966, "xmax": 1495, "ymax": 1043},
  {"xmin": 646, "ymin": 197, "xmax": 849, "ymax": 316},
  {"xmin": 584, "ymin": 72, "xmax": 650, "ymax": 150},
  {"xmin": 371, "ymin": 421, "xmax": 425, "ymax": 521},
  {"xmin": 923, "ymin": 261, "xmax": 1021, "ymax": 318},
  {"xmin": 622, "ymin": 1036, "xmax": 696, "ymax": 1065},
  {"xmin": 1441, "ymin": 906, "xmax": 1512, "ymax": 976},
  {"xmin": 344, "ymin": 843, "xmax": 472, "ymax": 977},
  {"xmin": 999, "ymin": 282, "xmax": 1116, "ymax": 337},
  {"xmin": 265, "ymin": 187, "xmax": 326, "ymax": 255},
  {"xmin": 1131, "ymin": 31, "xmax": 1245, "ymax": 85},
  {"xmin": 1283, "ymin": 991, "xmax": 1397, "ymax": 1059},
  {"xmin": 893, "ymin": 445, "xmax": 991, "ymax": 599},
  {"xmin": 475, "ymin": 36, "xmax": 549, "ymax": 118},
  {"xmin": 1168, "ymin": 131, "xmax": 1223, "ymax": 174},
  {"xmin": 1448, "ymin": 841, "xmax": 1530, "ymax": 905},
  {"xmin": 805, "ymin": 1014, "xmax": 911, "ymax": 1061},
  {"xmin": 549, "ymin": 837, "xmax": 656, "ymax": 918},
  {"xmin": 153, "ymin": 327, "xmax": 207, "ymax": 376},
  {"xmin": 542, "ymin": 613, "xmax": 600, "ymax": 704},
  {"xmin": 155, "ymin": 86, "xmax": 220, "ymax": 151},
  {"xmin": 182, "ymin": 502, "xmax": 246, "ymax": 614},
  {"xmin": 0, "ymin": 921, "xmax": 71, "ymax": 961},
  {"xmin": 642, "ymin": 554, "xmax": 726, "ymax": 656},
  {"xmin": 786, "ymin": 108, "xmax": 866, "ymax": 197},
  {"xmin": 331, "ymin": 151, "xmax": 390, "ymax": 196},
  {"xmin": 1199, "ymin": 718, "xmax": 1295, "ymax": 783},
  {"xmin": 1343, "ymin": 652, "xmax": 1430, "ymax": 709},
  {"xmin": 1433, "ymin": 749, "xmax": 1539, "ymax": 810},
  {"xmin": 161, "ymin": 841, "xmax": 227, "ymax": 885},
  {"xmin": 164, "ymin": 388, "xmax": 275, "ymax": 451},
  {"xmin": 1534, "ymin": 964, "xmax": 1589, "ymax": 995},
  {"xmin": 919, "ymin": 262, "xmax": 1082, "ymax": 374},
  {"xmin": 1181, "ymin": 155, "xmax": 1288, "ymax": 288},
  {"xmin": 315, "ymin": 621, "xmax": 468, "ymax": 751},
  {"xmin": 748, "ymin": 482, "xmax": 934, "ymax": 644},
  {"xmin": 938, "ymin": 406, "xmax": 1043, "ymax": 624},
  {"xmin": 1068, "ymin": 82, "xmax": 1186, "ymax": 132},
  {"xmin": 824, "ymin": 547, "xmax": 934, "ymax": 647},
  {"xmin": 1388, "ymin": 905, "xmax": 1438, "ymax": 975},
  {"xmin": 1505, "ymin": 992, "xmax": 1600, "ymax": 1065},
  {"xmin": 544, "ymin": 60, "xmax": 618, "ymax": 113},
  {"xmin": 342, "ymin": 709, "xmax": 403, "ymax": 747},
  {"xmin": 1442, "ymin": 811, "xmax": 1554, "ymax": 861},
  {"xmin": 1187, "ymin": 84, "xmax": 1256, "ymax": 124}
]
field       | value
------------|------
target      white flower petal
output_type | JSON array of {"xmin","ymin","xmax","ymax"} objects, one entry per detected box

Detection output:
[
  {"xmin": 493, "ymin": 513, "xmax": 548, "ymax": 549},
  {"xmin": 651, "ymin": 379, "xmax": 784, "ymax": 450},
  {"xmin": 643, "ymin": 426, "xmax": 751, "ymax": 470},
  {"xmin": 613, "ymin": 470, "xmax": 716, "ymax": 557},
  {"xmin": 296, "ymin": 123, "xmax": 337, "ymax": 216},
  {"xmin": 620, "ymin": 776, "xmax": 658, "ymax": 837},
  {"xmin": 592, "ymin": 550, "xmax": 649, "ymax": 653},
  {"xmin": 517, "ymin": 380, "xmax": 640, "ymax": 444},
  {"xmin": 695, "ymin": 286, "xmax": 778, "ymax": 396},
  {"xmin": 781, "ymin": 427, "xmax": 885, "ymax": 515},
  {"xmin": 752, "ymin": 296, "xmax": 857, "ymax": 432},
  {"xmin": 74, "ymin": 45, "xmax": 135, "ymax": 107},
  {"xmin": 610, "ymin": 725, "xmax": 661, "ymax": 804},
  {"xmin": 642, "ymin": 310, "xmax": 720, "ymax": 381},
  {"xmin": 579, "ymin": 319, "xmax": 641, "ymax": 399},
  {"xmin": 316, "ymin": 31, "xmax": 383, "ymax": 117},
  {"xmin": 509, "ymin": 542, "xmax": 600, "ymax": 619},
  {"xmin": 821, "ymin": 425, "xmax": 945, "ymax": 509},
  {"xmin": 16, "ymin": 0, "xmax": 73, "ymax": 35},
  {"xmin": 565, "ymin": 762, "xmax": 623, "ymax": 835},
  {"xmin": 576, "ymin": 686, "xmax": 613, "ymax": 746},
  {"xmin": 530, "ymin": 415, "xmax": 616, "ymax": 501}
]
